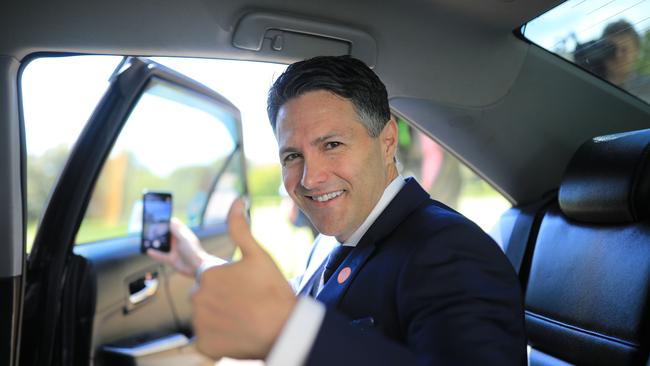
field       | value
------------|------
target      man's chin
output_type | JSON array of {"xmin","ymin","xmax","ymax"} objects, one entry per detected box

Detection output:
[
  {"xmin": 310, "ymin": 223, "xmax": 339, "ymax": 238},
  {"xmin": 304, "ymin": 212, "xmax": 350, "ymax": 238}
]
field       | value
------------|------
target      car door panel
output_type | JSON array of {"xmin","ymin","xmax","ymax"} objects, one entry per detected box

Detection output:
[
  {"xmin": 22, "ymin": 57, "xmax": 245, "ymax": 366},
  {"xmin": 0, "ymin": 276, "xmax": 21, "ymax": 366},
  {"xmin": 166, "ymin": 227, "xmax": 233, "ymax": 329},
  {"xmin": 21, "ymin": 58, "xmax": 154, "ymax": 366},
  {"xmin": 73, "ymin": 226, "xmax": 234, "ymax": 356},
  {"xmin": 97, "ymin": 333, "xmax": 212, "ymax": 366}
]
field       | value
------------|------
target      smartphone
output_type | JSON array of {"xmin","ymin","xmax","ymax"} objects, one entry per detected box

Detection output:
[{"xmin": 141, "ymin": 191, "xmax": 172, "ymax": 253}]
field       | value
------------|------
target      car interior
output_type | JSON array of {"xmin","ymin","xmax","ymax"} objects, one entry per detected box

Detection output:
[{"xmin": 1, "ymin": 0, "xmax": 649, "ymax": 365}]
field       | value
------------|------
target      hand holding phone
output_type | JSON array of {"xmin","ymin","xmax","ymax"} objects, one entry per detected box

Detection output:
[{"xmin": 141, "ymin": 191, "xmax": 172, "ymax": 253}]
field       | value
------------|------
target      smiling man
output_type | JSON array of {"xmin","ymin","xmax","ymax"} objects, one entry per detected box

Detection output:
[
  {"xmin": 149, "ymin": 55, "xmax": 526, "ymax": 365},
  {"xmin": 275, "ymin": 89, "xmax": 396, "ymax": 243}
]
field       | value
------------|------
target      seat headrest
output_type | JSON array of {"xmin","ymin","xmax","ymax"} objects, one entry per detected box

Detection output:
[{"xmin": 559, "ymin": 128, "xmax": 650, "ymax": 223}]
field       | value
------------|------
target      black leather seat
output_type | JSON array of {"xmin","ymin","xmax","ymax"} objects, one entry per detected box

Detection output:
[{"xmin": 524, "ymin": 129, "xmax": 650, "ymax": 365}]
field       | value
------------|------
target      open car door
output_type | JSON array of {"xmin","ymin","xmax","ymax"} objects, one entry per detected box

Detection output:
[{"xmin": 21, "ymin": 57, "xmax": 246, "ymax": 366}]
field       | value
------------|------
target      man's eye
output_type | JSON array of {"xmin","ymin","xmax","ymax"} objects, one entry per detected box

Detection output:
[
  {"xmin": 283, "ymin": 153, "xmax": 301, "ymax": 164},
  {"xmin": 325, "ymin": 141, "xmax": 341, "ymax": 150}
]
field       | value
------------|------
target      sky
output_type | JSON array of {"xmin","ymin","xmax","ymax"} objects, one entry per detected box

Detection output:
[
  {"xmin": 21, "ymin": 56, "xmax": 287, "ymax": 167},
  {"xmin": 111, "ymin": 88, "xmax": 237, "ymax": 176}
]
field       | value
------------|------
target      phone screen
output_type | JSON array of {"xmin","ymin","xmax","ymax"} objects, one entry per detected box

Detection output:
[{"xmin": 141, "ymin": 191, "xmax": 172, "ymax": 253}]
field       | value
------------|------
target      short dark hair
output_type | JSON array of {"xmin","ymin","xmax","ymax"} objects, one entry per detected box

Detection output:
[
  {"xmin": 602, "ymin": 19, "xmax": 640, "ymax": 46},
  {"xmin": 267, "ymin": 55, "xmax": 391, "ymax": 137}
]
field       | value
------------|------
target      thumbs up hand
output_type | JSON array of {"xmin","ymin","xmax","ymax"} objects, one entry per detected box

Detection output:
[{"xmin": 192, "ymin": 198, "xmax": 297, "ymax": 360}]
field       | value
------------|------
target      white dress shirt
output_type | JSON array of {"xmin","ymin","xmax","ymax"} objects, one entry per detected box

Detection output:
[{"xmin": 266, "ymin": 176, "xmax": 406, "ymax": 366}]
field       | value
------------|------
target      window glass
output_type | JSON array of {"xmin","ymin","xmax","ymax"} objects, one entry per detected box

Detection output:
[
  {"xmin": 22, "ymin": 56, "xmax": 287, "ymax": 247},
  {"xmin": 22, "ymin": 56, "xmax": 122, "ymax": 251},
  {"xmin": 395, "ymin": 118, "xmax": 510, "ymax": 232},
  {"xmin": 523, "ymin": 0, "xmax": 650, "ymax": 103},
  {"xmin": 76, "ymin": 79, "xmax": 242, "ymax": 244},
  {"xmin": 22, "ymin": 55, "xmax": 310, "ymax": 278},
  {"xmin": 203, "ymin": 150, "xmax": 245, "ymax": 226}
]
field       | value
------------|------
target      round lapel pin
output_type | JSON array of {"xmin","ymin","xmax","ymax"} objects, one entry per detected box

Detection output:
[{"xmin": 338, "ymin": 267, "xmax": 352, "ymax": 284}]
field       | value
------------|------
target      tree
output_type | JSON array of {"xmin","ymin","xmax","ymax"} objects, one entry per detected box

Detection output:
[{"xmin": 27, "ymin": 145, "xmax": 70, "ymax": 223}]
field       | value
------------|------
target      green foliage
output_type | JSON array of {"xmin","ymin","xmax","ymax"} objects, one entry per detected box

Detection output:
[
  {"xmin": 26, "ymin": 145, "xmax": 70, "ymax": 222},
  {"xmin": 247, "ymin": 163, "xmax": 282, "ymax": 199},
  {"xmin": 459, "ymin": 164, "xmax": 500, "ymax": 197},
  {"xmin": 637, "ymin": 29, "xmax": 650, "ymax": 75},
  {"xmin": 97, "ymin": 153, "xmax": 230, "ymax": 222},
  {"xmin": 75, "ymin": 218, "xmax": 130, "ymax": 244},
  {"xmin": 26, "ymin": 144, "xmax": 278, "ymax": 246}
]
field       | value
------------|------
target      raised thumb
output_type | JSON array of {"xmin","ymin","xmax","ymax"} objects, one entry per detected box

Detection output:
[{"xmin": 227, "ymin": 197, "xmax": 262, "ymax": 258}]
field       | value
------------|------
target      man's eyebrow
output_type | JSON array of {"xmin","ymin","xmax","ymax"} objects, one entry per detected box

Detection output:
[
  {"xmin": 311, "ymin": 133, "xmax": 342, "ymax": 146},
  {"xmin": 279, "ymin": 146, "xmax": 298, "ymax": 156},
  {"xmin": 279, "ymin": 132, "xmax": 345, "ymax": 156}
]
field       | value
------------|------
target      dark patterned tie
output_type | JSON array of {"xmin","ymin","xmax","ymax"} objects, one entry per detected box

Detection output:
[{"xmin": 323, "ymin": 245, "xmax": 353, "ymax": 284}]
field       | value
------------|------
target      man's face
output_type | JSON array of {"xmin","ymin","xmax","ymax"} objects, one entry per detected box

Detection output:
[
  {"xmin": 605, "ymin": 34, "xmax": 640, "ymax": 81},
  {"xmin": 275, "ymin": 90, "xmax": 398, "ymax": 243}
]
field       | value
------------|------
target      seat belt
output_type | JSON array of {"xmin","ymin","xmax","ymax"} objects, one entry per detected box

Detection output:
[{"xmin": 505, "ymin": 192, "xmax": 556, "ymax": 289}]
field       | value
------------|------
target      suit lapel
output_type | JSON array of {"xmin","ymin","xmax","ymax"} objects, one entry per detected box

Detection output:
[
  {"xmin": 316, "ymin": 236, "xmax": 377, "ymax": 307},
  {"xmin": 316, "ymin": 178, "xmax": 430, "ymax": 308}
]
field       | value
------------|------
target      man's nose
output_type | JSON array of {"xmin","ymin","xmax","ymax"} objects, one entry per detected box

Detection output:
[{"xmin": 300, "ymin": 156, "xmax": 328, "ymax": 190}]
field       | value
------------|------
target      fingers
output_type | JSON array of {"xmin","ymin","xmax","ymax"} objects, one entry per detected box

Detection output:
[
  {"xmin": 190, "ymin": 202, "xmax": 298, "ymax": 360},
  {"xmin": 171, "ymin": 217, "xmax": 202, "ymax": 249},
  {"xmin": 227, "ymin": 197, "xmax": 263, "ymax": 258},
  {"xmin": 170, "ymin": 216, "xmax": 185, "ymax": 233},
  {"xmin": 147, "ymin": 219, "xmax": 181, "ymax": 265},
  {"xmin": 146, "ymin": 248, "xmax": 172, "ymax": 265},
  {"xmin": 170, "ymin": 217, "xmax": 189, "ymax": 242},
  {"xmin": 191, "ymin": 262, "xmax": 292, "ymax": 360}
]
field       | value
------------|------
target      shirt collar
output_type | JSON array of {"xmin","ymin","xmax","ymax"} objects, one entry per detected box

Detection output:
[{"xmin": 341, "ymin": 175, "xmax": 405, "ymax": 247}]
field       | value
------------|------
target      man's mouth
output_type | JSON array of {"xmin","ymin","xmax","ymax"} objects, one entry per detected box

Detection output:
[{"xmin": 308, "ymin": 190, "xmax": 345, "ymax": 202}]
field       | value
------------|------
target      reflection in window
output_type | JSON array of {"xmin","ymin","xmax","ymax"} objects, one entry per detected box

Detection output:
[
  {"xmin": 395, "ymin": 118, "xmax": 510, "ymax": 232},
  {"xmin": 524, "ymin": 0, "xmax": 650, "ymax": 103},
  {"xmin": 203, "ymin": 151, "xmax": 245, "ymax": 226}
]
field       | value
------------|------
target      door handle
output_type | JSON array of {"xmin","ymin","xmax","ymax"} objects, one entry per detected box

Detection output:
[{"xmin": 128, "ymin": 274, "xmax": 159, "ymax": 305}]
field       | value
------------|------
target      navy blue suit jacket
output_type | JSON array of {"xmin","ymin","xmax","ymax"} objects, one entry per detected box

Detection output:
[{"xmin": 305, "ymin": 178, "xmax": 526, "ymax": 365}]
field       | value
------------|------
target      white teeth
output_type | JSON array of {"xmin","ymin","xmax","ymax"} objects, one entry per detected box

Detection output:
[{"xmin": 312, "ymin": 190, "xmax": 344, "ymax": 202}]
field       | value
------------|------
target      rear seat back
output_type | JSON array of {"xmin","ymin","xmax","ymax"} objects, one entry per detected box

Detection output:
[{"xmin": 525, "ymin": 129, "xmax": 650, "ymax": 365}]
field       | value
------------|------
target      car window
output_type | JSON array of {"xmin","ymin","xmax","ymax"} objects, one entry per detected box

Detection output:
[
  {"xmin": 21, "ymin": 56, "xmax": 283, "ymax": 246},
  {"xmin": 75, "ymin": 78, "xmax": 243, "ymax": 244},
  {"xmin": 22, "ymin": 55, "xmax": 315, "ymax": 278},
  {"xmin": 22, "ymin": 56, "xmax": 123, "ymax": 251},
  {"xmin": 523, "ymin": 0, "xmax": 650, "ymax": 103},
  {"xmin": 395, "ymin": 118, "xmax": 510, "ymax": 233}
]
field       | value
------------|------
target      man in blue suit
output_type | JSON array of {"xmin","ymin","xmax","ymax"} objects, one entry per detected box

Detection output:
[{"xmin": 149, "ymin": 55, "xmax": 526, "ymax": 365}]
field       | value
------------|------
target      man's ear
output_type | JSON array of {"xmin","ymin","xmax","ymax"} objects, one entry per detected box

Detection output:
[{"xmin": 380, "ymin": 117, "xmax": 398, "ymax": 163}]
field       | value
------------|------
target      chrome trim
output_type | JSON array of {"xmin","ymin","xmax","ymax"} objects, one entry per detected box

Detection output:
[{"xmin": 128, "ymin": 277, "xmax": 159, "ymax": 305}]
